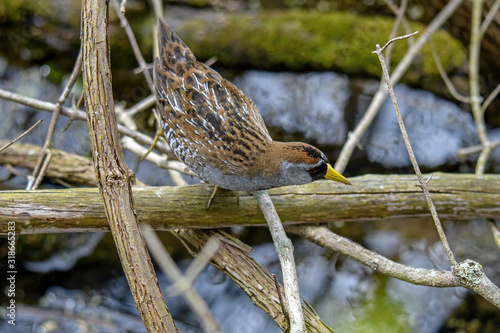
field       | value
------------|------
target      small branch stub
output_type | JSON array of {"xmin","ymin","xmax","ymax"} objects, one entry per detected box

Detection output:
[{"xmin": 372, "ymin": 31, "xmax": 419, "ymax": 54}]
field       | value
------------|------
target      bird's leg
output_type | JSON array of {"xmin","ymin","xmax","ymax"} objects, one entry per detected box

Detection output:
[
  {"xmin": 140, "ymin": 110, "xmax": 164, "ymax": 161},
  {"xmin": 206, "ymin": 187, "xmax": 240, "ymax": 209},
  {"xmin": 206, "ymin": 186, "xmax": 219, "ymax": 210}
]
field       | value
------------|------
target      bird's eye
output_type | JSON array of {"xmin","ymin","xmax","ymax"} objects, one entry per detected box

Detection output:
[
  {"xmin": 307, "ymin": 162, "xmax": 328, "ymax": 181},
  {"xmin": 308, "ymin": 166, "xmax": 322, "ymax": 175}
]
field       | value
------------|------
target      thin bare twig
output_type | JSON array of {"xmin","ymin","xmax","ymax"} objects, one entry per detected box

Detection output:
[
  {"xmin": 273, "ymin": 273, "xmax": 289, "ymax": 319},
  {"xmin": 125, "ymin": 94, "xmax": 156, "ymax": 117},
  {"xmin": 150, "ymin": 0, "xmax": 163, "ymax": 21},
  {"xmin": 456, "ymin": 139, "xmax": 500, "ymax": 158},
  {"xmin": 181, "ymin": 238, "xmax": 220, "ymax": 290},
  {"xmin": 489, "ymin": 221, "xmax": 500, "ymax": 249},
  {"xmin": 377, "ymin": 31, "xmax": 419, "ymax": 53},
  {"xmin": 0, "ymin": 88, "xmax": 173, "ymax": 157},
  {"xmin": 27, "ymin": 49, "xmax": 82, "ymax": 190},
  {"xmin": 469, "ymin": 0, "xmax": 486, "ymax": 142},
  {"xmin": 335, "ymin": 0, "xmax": 464, "ymax": 173},
  {"xmin": 0, "ymin": 119, "xmax": 44, "ymax": 153},
  {"xmin": 121, "ymin": 136, "xmax": 193, "ymax": 184},
  {"xmin": 383, "ymin": 0, "xmax": 409, "ymax": 69},
  {"xmin": 430, "ymin": 41, "xmax": 471, "ymax": 103},
  {"xmin": 372, "ymin": 36, "xmax": 457, "ymax": 267},
  {"xmin": 150, "ymin": 0, "xmax": 163, "ymax": 60},
  {"xmin": 288, "ymin": 225, "xmax": 458, "ymax": 287},
  {"xmin": 123, "ymin": 107, "xmax": 191, "ymax": 186},
  {"xmin": 469, "ymin": 0, "xmax": 491, "ymax": 175},
  {"xmin": 61, "ymin": 91, "xmax": 86, "ymax": 132},
  {"xmin": 120, "ymin": 0, "xmax": 128, "ymax": 13},
  {"xmin": 480, "ymin": 0, "xmax": 500, "ymax": 37},
  {"xmin": 383, "ymin": 0, "xmax": 414, "ymax": 41},
  {"xmin": 142, "ymin": 224, "xmax": 221, "ymax": 333},
  {"xmin": 481, "ymin": 83, "xmax": 500, "ymax": 113},
  {"xmin": 253, "ymin": 190, "xmax": 305, "ymax": 333}
]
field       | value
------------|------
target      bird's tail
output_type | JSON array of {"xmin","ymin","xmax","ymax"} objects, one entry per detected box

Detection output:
[{"xmin": 155, "ymin": 18, "xmax": 196, "ymax": 71}]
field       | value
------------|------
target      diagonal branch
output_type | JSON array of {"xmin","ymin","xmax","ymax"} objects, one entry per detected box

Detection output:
[
  {"xmin": 142, "ymin": 225, "xmax": 221, "ymax": 333},
  {"xmin": 254, "ymin": 190, "xmax": 306, "ymax": 333},
  {"xmin": 111, "ymin": 0, "xmax": 155, "ymax": 93},
  {"xmin": 0, "ymin": 119, "xmax": 43, "ymax": 153},
  {"xmin": 81, "ymin": 0, "xmax": 177, "ymax": 331},
  {"xmin": 174, "ymin": 229, "xmax": 335, "ymax": 333},
  {"xmin": 430, "ymin": 41, "xmax": 471, "ymax": 103},
  {"xmin": 0, "ymin": 87, "xmax": 173, "ymax": 157},
  {"xmin": 287, "ymin": 225, "xmax": 500, "ymax": 310},
  {"xmin": 469, "ymin": 0, "xmax": 497, "ymax": 175}
]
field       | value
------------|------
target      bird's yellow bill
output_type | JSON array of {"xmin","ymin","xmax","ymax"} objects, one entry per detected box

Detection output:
[{"xmin": 325, "ymin": 164, "xmax": 351, "ymax": 185}]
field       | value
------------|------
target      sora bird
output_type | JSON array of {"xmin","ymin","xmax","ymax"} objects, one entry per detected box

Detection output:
[{"xmin": 153, "ymin": 18, "xmax": 351, "ymax": 192}]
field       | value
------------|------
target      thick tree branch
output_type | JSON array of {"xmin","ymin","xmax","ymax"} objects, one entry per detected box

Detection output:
[
  {"xmin": 1, "ymin": 173, "xmax": 499, "ymax": 234},
  {"xmin": 81, "ymin": 1, "xmax": 177, "ymax": 331}
]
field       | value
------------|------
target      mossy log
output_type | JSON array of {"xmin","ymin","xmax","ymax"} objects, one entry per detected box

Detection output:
[
  {"xmin": 0, "ymin": 139, "xmax": 150, "ymax": 187},
  {"xmin": 177, "ymin": 10, "xmax": 465, "ymax": 86},
  {"xmin": 1, "ymin": 173, "xmax": 498, "ymax": 234}
]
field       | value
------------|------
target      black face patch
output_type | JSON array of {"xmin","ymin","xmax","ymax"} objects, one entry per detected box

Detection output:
[{"xmin": 308, "ymin": 160, "xmax": 328, "ymax": 181}]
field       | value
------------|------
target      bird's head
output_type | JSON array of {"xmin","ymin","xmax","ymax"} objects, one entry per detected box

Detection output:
[{"xmin": 274, "ymin": 142, "xmax": 351, "ymax": 186}]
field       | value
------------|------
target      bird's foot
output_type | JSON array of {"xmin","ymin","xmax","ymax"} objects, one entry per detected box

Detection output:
[{"xmin": 206, "ymin": 186, "xmax": 240, "ymax": 210}]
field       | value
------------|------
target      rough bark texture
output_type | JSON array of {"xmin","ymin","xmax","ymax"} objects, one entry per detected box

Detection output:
[
  {"xmin": 1, "ymin": 173, "xmax": 499, "ymax": 233},
  {"xmin": 81, "ymin": 1, "xmax": 177, "ymax": 332}
]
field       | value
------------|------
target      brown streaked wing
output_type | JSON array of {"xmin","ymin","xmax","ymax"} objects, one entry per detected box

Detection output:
[{"xmin": 154, "ymin": 19, "xmax": 272, "ymax": 175}]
